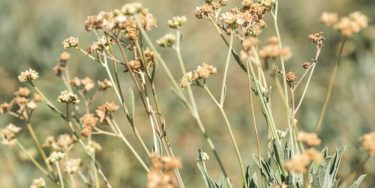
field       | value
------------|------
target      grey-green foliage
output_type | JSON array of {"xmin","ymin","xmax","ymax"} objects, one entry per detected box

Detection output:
[{"xmin": 198, "ymin": 146, "xmax": 367, "ymax": 188}]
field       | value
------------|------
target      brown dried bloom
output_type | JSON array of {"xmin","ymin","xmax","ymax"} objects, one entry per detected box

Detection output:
[
  {"xmin": 157, "ymin": 34, "xmax": 176, "ymax": 47},
  {"xmin": 285, "ymin": 153, "xmax": 310, "ymax": 173},
  {"xmin": 360, "ymin": 132, "xmax": 375, "ymax": 156},
  {"xmin": 62, "ymin": 37, "xmax": 79, "ymax": 49},
  {"xmin": 308, "ymin": 32, "xmax": 325, "ymax": 48},
  {"xmin": 56, "ymin": 134, "xmax": 75, "ymax": 150},
  {"xmin": 302, "ymin": 62, "xmax": 312, "ymax": 69},
  {"xmin": 42, "ymin": 136, "xmax": 55, "ymax": 148},
  {"xmin": 320, "ymin": 12, "xmax": 338, "ymax": 27},
  {"xmin": 195, "ymin": 3, "xmax": 215, "ymax": 19},
  {"xmin": 179, "ymin": 63, "xmax": 217, "ymax": 88},
  {"xmin": 0, "ymin": 103, "xmax": 11, "ymax": 114},
  {"xmin": 18, "ymin": 68, "xmax": 39, "ymax": 82},
  {"xmin": 168, "ymin": 16, "xmax": 187, "ymax": 29},
  {"xmin": 65, "ymin": 158, "xmax": 82, "ymax": 174},
  {"xmin": 81, "ymin": 77, "xmax": 95, "ymax": 92},
  {"xmin": 121, "ymin": 3, "xmax": 143, "ymax": 15},
  {"xmin": 46, "ymin": 151, "xmax": 65, "ymax": 165},
  {"xmin": 86, "ymin": 140, "xmax": 102, "ymax": 154},
  {"xmin": 242, "ymin": 37, "xmax": 259, "ymax": 52},
  {"xmin": 52, "ymin": 63, "xmax": 65, "ymax": 76},
  {"xmin": 70, "ymin": 77, "xmax": 81, "ymax": 88},
  {"xmin": 15, "ymin": 87, "xmax": 31, "ymax": 97},
  {"xmin": 98, "ymin": 79, "xmax": 112, "ymax": 90},
  {"xmin": 259, "ymin": 37, "xmax": 292, "ymax": 60},
  {"xmin": 81, "ymin": 113, "xmax": 98, "ymax": 129},
  {"xmin": 148, "ymin": 152, "xmax": 182, "ymax": 188},
  {"xmin": 34, "ymin": 94, "xmax": 44, "ymax": 102},
  {"xmin": 305, "ymin": 149, "xmax": 323, "ymax": 164},
  {"xmin": 334, "ymin": 11, "xmax": 368, "ymax": 37},
  {"xmin": 297, "ymin": 131, "xmax": 322, "ymax": 147},
  {"xmin": 96, "ymin": 102, "xmax": 119, "ymax": 122},
  {"xmin": 30, "ymin": 177, "xmax": 46, "ymax": 188},
  {"xmin": 1, "ymin": 123, "xmax": 21, "ymax": 147},
  {"xmin": 59, "ymin": 51, "xmax": 71, "ymax": 62},
  {"xmin": 128, "ymin": 59, "xmax": 142, "ymax": 71},
  {"xmin": 286, "ymin": 71, "xmax": 297, "ymax": 82},
  {"xmin": 57, "ymin": 90, "xmax": 80, "ymax": 105}
]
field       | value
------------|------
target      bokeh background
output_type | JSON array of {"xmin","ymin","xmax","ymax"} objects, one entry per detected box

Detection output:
[{"xmin": 0, "ymin": 0, "xmax": 374, "ymax": 187}]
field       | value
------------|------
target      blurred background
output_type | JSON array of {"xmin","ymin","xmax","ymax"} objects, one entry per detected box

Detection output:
[{"xmin": 0, "ymin": 0, "xmax": 374, "ymax": 187}]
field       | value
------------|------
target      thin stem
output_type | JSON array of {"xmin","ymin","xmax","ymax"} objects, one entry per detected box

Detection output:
[
  {"xmin": 55, "ymin": 163, "xmax": 65, "ymax": 188},
  {"xmin": 16, "ymin": 141, "xmax": 49, "ymax": 175},
  {"xmin": 204, "ymin": 85, "xmax": 247, "ymax": 187},
  {"xmin": 219, "ymin": 33, "xmax": 234, "ymax": 106},
  {"xmin": 294, "ymin": 63, "xmax": 316, "ymax": 113},
  {"xmin": 26, "ymin": 123, "xmax": 48, "ymax": 163},
  {"xmin": 109, "ymin": 119, "xmax": 149, "ymax": 172},
  {"xmin": 315, "ymin": 39, "xmax": 347, "ymax": 131}
]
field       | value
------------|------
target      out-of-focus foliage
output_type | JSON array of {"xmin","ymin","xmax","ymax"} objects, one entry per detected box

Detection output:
[{"xmin": 0, "ymin": 0, "xmax": 375, "ymax": 187}]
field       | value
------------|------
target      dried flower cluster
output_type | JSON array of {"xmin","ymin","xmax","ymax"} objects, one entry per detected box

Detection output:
[
  {"xmin": 308, "ymin": 32, "xmax": 325, "ymax": 48},
  {"xmin": 168, "ymin": 16, "xmax": 187, "ymax": 29},
  {"xmin": 43, "ymin": 134, "xmax": 76, "ymax": 151},
  {"xmin": 180, "ymin": 63, "xmax": 217, "ymax": 88},
  {"xmin": 30, "ymin": 177, "xmax": 46, "ymax": 188},
  {"xmin": 57, "ymin": 90, "xmax": 80, "ymax": 105},
  {"xmin": 18, "ymin": 69, "xmax": 39, "ymax": 83},
  {"xmin": 285, "ymin": 149, "xmax": 322, "ymax": 173},
  {"xmin": 297, "ymin": 131, "xmax": 322, "ymax": 147},
  {"xmin": 321, "ymin": 11, "xmax": 368, "ymax": 37},
  {"xmin": 96, "ymin": 102, "xmax": 119, "ymax": 122},
  {"xmin": 84, "ymin": 3, "xmax": 156, "ymax": 44},
  {"xmin": 80, "ymin": 113, "xmax": 98, "ymax": 137},
  {"xmin": 196, "ymin": 0, "xmax": 273, "ymax": 36},
  {"xmin": 147, "ymin": 152, "xmax": 182, "ymax": 188},
  {"xmin": 360, "ymin": 132, "xmax": 375, "ymax": 156},
  {"xmin": 63, "ymin": 37, "xmax": 79, "ymax": 49},
  {"xmin": 64, "ymin": 158, "xmax": 82, "ymax": 174},
  {"xmin": 1, "ymin": 123, "xmax": 21, "ymax": 147},
  {"xmin": 46, "ymin": 151, "xmax": 65, "ymax": 164},
  {"xmin": 259, "ymin": 36, "xmax": 292, "ymax": 61},
  {"xmin": 157, "ymin": 33, "xmax": 176, "ymax": 47}
]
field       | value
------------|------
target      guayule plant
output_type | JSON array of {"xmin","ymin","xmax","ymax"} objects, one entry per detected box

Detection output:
[{"xmin": 0, "ymin": 0, "xmax": 373, "ymax": 188}]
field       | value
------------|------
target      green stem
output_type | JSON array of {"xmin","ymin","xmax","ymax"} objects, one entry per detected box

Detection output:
[
  {"xmin": 55, "ymin": 163, "xmax": 65, "ymax": 188},
  {"xmin": 315, "ymin": 39, "xmax": 347, "ymax": 131}
]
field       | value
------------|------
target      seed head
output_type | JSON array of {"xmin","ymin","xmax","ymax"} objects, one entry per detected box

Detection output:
[
  {"xmin": 18, "ymin": 69, "xmax": 39, "ymax": 83},
  {"xmin": 65, "ymin": 158, "xmax": 82, "ymax": 174},
  {"xmin": 121, "ymin": 3, "xmax": 143, "ymax": 15},
  {"xmin": 320, "ymin": 12, "xmax": 338, "ymax": 27},
  {"xmin": 157, "ymin": 34, "xmax": 176, "ymax": 47},
  {"xmin": 46, "ymin": 151, "xmax": 65, "ymax": 164},
  {"xmin": 30, "ymin": 177, "xmax": 46, "ymax": 188},
  {"xmin": 59, "ymin": 51, "xmax": 71, "ymax": 62},
  {"xmin": 168, "ymin": 16, "xmax": 187, "ymax": 29},
  {"xmin": 57, "ymin": 90, "xmax": 80, "ymax": 105},
  {"xmin": 62, "ymin": 37, "xmax": 79, "ymax": 49},
  {"xmin": 360, "ymin": 132, "xmax": 375, "ymax": 156},
  {"xmin": 1, "ymin": 123, "xmax": 21, "ymax": 147}
]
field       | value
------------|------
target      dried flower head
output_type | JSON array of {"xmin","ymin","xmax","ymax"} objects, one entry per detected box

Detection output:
[
  {"xmin": 128, "ymin": 59, "xmax": 142, "ymax": 71},
  {"xmin": 179, "ymin": 63, "xmax": 217, "ymax": 88},
  {"xmin": 157, "ymin": 33, "xmax": 176, "ymax": 47},
  {"xmin": 286, "ymin": 71, "xmax": 297, "ymax": 83},
  {"xmin": 360, "ymin": 132, "xmax": 375, "ymax": 156},
  {"xmin": 148, "ymin": 152, "xmax": 182, "ymax": 188},
  {"xmin": 56, "ymin": 134, "xmax": 75, "ymax": 150},
  {"xmin": 62, "ymin": 37, "xmax": 79, "ymax": 49},
  {"xmin": 168, "ymin": 16, "xmax": 187, "ymax": 29},
  {"xmin": 33, "ymin": 94, "xmax": 44, "ymax": 102},
  {"xmin": 42, "ymin": 136, "xmax": 55, "ymax": 148},
  {"xmin": 0, "ymin": 103, "xmax": 11, "ymax": 114},
  {"xmin": 81, "ymin": 113, "xmax": 98, "ymax": 128},
  {"xmin": 46, "ymin": 151, "xmax": 65, "ymax": 164},
  {"xmin": 305, "ymin": 149, "xmax": 323, "ymax": 164},
  {"xmin": 65, "ymin": 158, "xmax": 82, "ymax": 174},
  {"xmin": 81, "ymin": 77, "xmax": 95, "ymax": 92},
  {"xmin": 86, "ymin": 140, "xmax": 102, "ymax": 154},
  {"xmin": 96, "ymin": 102, "xmax": 119, "ymax": 122},
  {"xmin": 15, "ymin": 87, "xmax": 31, "ymax": 97},
  {"xmin": 18, "ymin": 69, "xmax": 39, "ymax": 82},
  {"xmin": 320, "ymin": 12, "xmax": 338, "ymax": 27},
  {"xmin": 259, "ymin": 37, "xmax": 292, "ymax": 60},
  {"xmin": 1, "ymin": 123, "xmax": 21, "ymax": 147},
  {"xmin": 121, "ymin": 3, "xmax": 143, "ymax": 15},
  {"xmin": 59, "ymin": 51, "xmax": 71, "ymax": 62},
  {"xmin": 308, "ymin": 32, "xmax": 325, "ymax": 48},
  {"xmin": 302, "ymin": 62, "xmax": 312, "ymax": 69},
  {"xmin": 98, "ymin": 79, "xmax": 112, "ymax": 90},
  {"xmin": 285, "ymin": 153, "xmax": 310, "ymax": 173},
  {"xmin": 57, "ymin": 90, "xmax": 80, "ymax": 105},
  {"xmin": 334, "ymin": 11, "xmax": 368, "ymax": 37},
  {"xmin": 30, "ymin": 177, "xmax": 46, "ymax": 188},
  {"xmin": 297, "ymin": 131, "xmax": 321, "ymax": 147}
]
